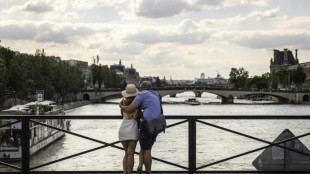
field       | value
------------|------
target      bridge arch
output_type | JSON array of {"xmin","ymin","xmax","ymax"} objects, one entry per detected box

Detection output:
[
  {"xmin": 303, "ymin": 95, "xmax": 310, "ymax": 102},
  {"xmin": 83, "ymin": 94, "xmax": 90, "ymax": 101}
]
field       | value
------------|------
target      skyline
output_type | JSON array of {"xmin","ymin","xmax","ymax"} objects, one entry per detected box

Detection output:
[{"xmin": 1, "ymin": 0, "xmax": 310, "ymax": 80}]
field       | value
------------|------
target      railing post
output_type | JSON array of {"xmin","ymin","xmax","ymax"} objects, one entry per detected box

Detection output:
[
  {"xmin": 22, "ymin": 117, "xmax": 30, "ymax": 174},
  {"xmin": 188, "ymin": 117, "xmax": 196, "ymax": 173}
]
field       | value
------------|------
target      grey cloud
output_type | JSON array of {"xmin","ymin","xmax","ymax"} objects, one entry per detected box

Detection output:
[
  {"xmin": 0, "ymin": 22, "xmax": 95, "ymax": 44},
  {"xmin": 133, "ymin": 0, "xmax": 191, "ymax": 18},
  {"xmin": 194, "ymin": 0, "xmax": 224, "ymax": 7},
  {"xmin": 231, "ymin": 33, "xmax": 310, "ymax": 50},
  {"xmin": 125, "ymin": 30, "xmax": 210, "ymax": 45},
  {"xmin": 36, "ymin": 31, "xmax": 69, "ymax": 43},
  {"xmin": 0, "ymin": 24, "xmax": 38, "ymax": 40},
  {"xmin": 132, "ymin": 0, "xmax": 249, "ymax": 18},
  {"xmin": 23, "ymin": 1, "xmax": 53, "ymax": 13},
  {"xmin": 179, "ymin": 19, "xmax": 199, "ymax": 33},
  {"xmin": 101, "ymin": 43, "xmax": 146, "ymax": 55},
  {"xmin": 249, "ymin": 8, "xmax": 279, "ymax": 20}
]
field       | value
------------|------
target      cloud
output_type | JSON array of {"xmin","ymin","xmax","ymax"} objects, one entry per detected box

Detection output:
[
  {"xmin": 0, "ymin": 23, "xmax": 38, "ymax": 40},
  {"xmin": 64, "ymin": 12, "xmax": 80, "ymax": 20},
  {"xmin": 178, "ymin": 19, "xmax": 199, "ymax": 33},
  {"xmin": 248, "ymin": 8, "xmax": 279, "ymax": 20},
  {"xmin": 100, "ymin": 43, "xmax": 147, "ymax": 55},
  {"xmin": 130, "ymin": 0, "xmax": 265, "ymax": 18},
  {"xmin": 130, "ymin": 0, "xmax": 191, "ymax": 18},
  {"xmin": 72, "ymin": 0, "xmax": 126, "ymax": 10},
  {"xmin": 125, "ymin": 29, "xmax": 210, "ymax": 45},
  {"xmin": 218, "ymin": 31, "xmax": 310, "ymax": 50},
  {"xmin": 0, "ymin": 21, "xmax": 95, "ymax": 44},
  {"xmin": 200, "ymin": 8, "xmax": 279, "ymax": 25},
  {"xmin": 250, "ymin": 0, "xmax": 268, "ymax": 6},
  {"xmin": 3, "ymin": 0, "xmax": 125, "ymax": 15},
  {"xmin": 3, "ymin": 0, "xmax": 54, "ymax": 14}
]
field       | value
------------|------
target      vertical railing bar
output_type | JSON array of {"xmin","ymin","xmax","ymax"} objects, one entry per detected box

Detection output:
[
  {"xmin": 22, "ymin": 117, "xmax": 30, "ymax": 174},
  {"xmin": 188, "ymin": 117, "xmax": 196, "ymax": 173}
]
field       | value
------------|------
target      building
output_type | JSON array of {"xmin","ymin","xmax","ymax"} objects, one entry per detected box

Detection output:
[
  {"xmin": 269, "ymin": 49, "xmax": 299, "ymax": 72},
  {"xmin": 110, "ymin": 60, "xmax": 126, "ymax": 76},
  {"xmin": 140, "ymin": 76, "xmax": 157, "ymax": 83},
  {"xmin": 170, "ymin": 80, "xmax": 194, "ymax": 86},
  {"xmin": 110, "ymin": 60, "xmax": 140, "ymax": 86},
  {"xmin": 269, "ymin": 48, "xmax": 310, "ymax": 90},
  {"xmin": 194, "ymin": 72, "xmax": 228, "ymax": 86}
]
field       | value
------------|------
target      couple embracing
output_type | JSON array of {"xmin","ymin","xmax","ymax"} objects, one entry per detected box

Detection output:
[{"xmin": 119, "ymin": 81, "xmax": 162, "ymax": 174}]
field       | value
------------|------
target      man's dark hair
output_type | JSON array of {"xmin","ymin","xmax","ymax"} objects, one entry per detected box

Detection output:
[{"xmin": 140, "ymin": 81, "xmax": 152, "ymax": 90}]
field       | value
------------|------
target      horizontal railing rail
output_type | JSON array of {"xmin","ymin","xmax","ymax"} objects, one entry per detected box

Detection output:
[{"xmin": 0, "ymin": 115, "xmax": 309, "ymax": 174}]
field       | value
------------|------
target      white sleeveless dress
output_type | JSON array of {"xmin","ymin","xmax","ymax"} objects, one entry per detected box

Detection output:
[{"xmin": 118, "ymin": 109, "xmax": 139, "ymax": 141}]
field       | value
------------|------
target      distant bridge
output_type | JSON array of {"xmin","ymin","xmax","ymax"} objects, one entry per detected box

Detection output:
[{"xmin": 78, "ymin": 87, "xmax": 310, "ymax": 104}]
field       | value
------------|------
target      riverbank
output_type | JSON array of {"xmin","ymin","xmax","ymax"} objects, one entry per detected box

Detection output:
[{"xmin": 0, "ymin": 100, "xmax": 91, "ymax": 115}]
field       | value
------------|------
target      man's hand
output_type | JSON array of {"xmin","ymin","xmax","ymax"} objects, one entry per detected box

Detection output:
[{"xmin": 120, "ymin": 102, "xmax": 139, "ymax": 113}]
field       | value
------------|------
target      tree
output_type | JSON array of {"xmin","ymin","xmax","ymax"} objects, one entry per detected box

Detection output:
[
  {"xmin": 154, "ymin": 77, "xmax": 162, "ymax": 87},
  {"xmin": 291, "ymin": 66, "xmax": 306, "ymax": 89},
  {"xmin": 246, "ymin": 73, "xmax": 270, "ymax": 89},
  {"xmin": 270, "ymin": 70, "xmax": 279, "ymax": 89},
  {"xmin": 161, "ymin": 79, "xmax": 168, "ymax": 87},
  {"xmin": 0, "ymin": 51, "xmax": 7, "ymax": 102},
  {"xmin": 229, "ymin": 67, "xmax": 249, "ymax": 88},
  {"xmin": 276, "ymin": 69, "xmax": 289, "ymax": 87}
]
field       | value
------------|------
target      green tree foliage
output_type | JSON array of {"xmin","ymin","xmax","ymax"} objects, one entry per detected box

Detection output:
[
  {"xmin": 90, "ymin": 64, "xmax": 125, "ymax": 89},
  {"xmin": 246, "ymin": 73, "xmax": 270, "ymax": 89},
  {"xmin": 154, "ymin": 77, "xmax": 162, "ymax": 87},
  {"xmin": 1, "ymin": 46, "xmax": 85, "ymax": 103},
  {"xmin": 161, "ymin": 79, "xmax": 168, "ymax": 86},
  {"xmin": 53, "ymin": 61, "xmax": 85, "ymax": 103},
  {"xmin": 270, "ymin": 70, "xmax": 279, "ymax": 89},
  {"xmin": 271, "ymin": 67, "xmax": 306, "ymax": 89},
  {"xmin": 229, "ymin": 67, "xmax": 249, "ymax": 88},
  {"xmin": 0, "ymin": 50, "xmax": 7, "ymax": 102},
  {"xmin": 291, "ymin": 66, "xmax": 306, "ymax": 88}
]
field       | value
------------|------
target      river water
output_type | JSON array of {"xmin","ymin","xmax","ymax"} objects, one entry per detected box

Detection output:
[{"xmin": 3, "ymin": 92, "xmax": 310, "ymax": 172}]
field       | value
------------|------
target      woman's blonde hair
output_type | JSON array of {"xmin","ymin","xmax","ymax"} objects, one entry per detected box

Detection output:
[{"xmin": 122, "ymin": 96, "xmax": 135, "ymax": 106}]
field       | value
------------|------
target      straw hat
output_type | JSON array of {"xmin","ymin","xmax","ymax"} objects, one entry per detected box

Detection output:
[{"xmin": 121, "ymin": 84, "xmax": 139, "ymax": 97}]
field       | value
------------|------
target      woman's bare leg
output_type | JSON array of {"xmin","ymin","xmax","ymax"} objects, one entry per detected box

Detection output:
[
  {"xmin": 126, "ymin": 140, "xmax": 137, "ymax": 174},
  {"xmin": 121, "ymin": 141, "xmax": 128, "ymax": 174}
]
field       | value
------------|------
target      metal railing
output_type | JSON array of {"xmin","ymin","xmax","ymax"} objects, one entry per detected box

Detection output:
[{"xmin": 0, "ymin": 115, "xmax": 310, "ymax": 174}]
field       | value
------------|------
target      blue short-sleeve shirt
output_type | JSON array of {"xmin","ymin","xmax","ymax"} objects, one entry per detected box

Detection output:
[{"xmin": 133, "ymin": 90, "xmax": 161, "ymax": 120}]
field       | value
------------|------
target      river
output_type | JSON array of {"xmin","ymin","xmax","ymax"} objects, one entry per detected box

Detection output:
[{"xmin": 3, "ymin": 92, "xmax": 310, "ymax": 172}]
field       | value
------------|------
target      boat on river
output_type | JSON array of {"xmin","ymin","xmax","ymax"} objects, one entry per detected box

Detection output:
[
  {"xmin": 184, "ymin": 98, "xmax": 200, "ymax": 105},
  {"xmin": 0, "ymin": 101, "xmax": 66, "ymax": 162}
]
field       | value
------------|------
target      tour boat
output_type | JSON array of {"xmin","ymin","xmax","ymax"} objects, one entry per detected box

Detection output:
[
  {"xmin": 0, "ymin": 101, "xmax": 67, "ymax": 162},
  {"xmin": 184, "ymin": 98, "xmax": 200, "ymax": 105}
]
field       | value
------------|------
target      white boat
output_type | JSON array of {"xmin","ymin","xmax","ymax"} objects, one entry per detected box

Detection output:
[
  {"xmin": 185, "ymin": 98, "xmax": 200, "ymax": 105},
  {"xmin": 0, "ymin": 101, "xmax": 66, "ymax": 162}
]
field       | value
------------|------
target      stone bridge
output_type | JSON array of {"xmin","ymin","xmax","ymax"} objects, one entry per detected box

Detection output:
[{"xmin": 78, "ymin": 88, "xmax": 310, "ymax": 104}]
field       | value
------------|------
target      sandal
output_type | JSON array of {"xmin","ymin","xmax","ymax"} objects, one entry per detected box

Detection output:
[{"xmin": 136, "ymin": 166, "xmax": 143, "ymax": 174}]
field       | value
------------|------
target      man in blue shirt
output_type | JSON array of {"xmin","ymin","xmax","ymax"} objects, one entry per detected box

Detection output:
[{"xmin": 119, "ymin": 81, "xmax": 161, "ymax": 174}]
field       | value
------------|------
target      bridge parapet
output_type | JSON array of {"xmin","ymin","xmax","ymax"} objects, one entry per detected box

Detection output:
[{"xmin": 78, "ymin": 88, "xmax": 310, "ymax": 104}]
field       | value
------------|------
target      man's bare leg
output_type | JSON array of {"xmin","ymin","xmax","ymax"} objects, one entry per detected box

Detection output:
[{"xmin": 143, "ymin": 149, "xmax": 152, "ymax": 174}]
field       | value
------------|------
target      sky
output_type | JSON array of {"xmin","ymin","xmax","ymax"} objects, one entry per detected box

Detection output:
[{"xmin": 1, "ymin": 0, "xmax": 310, "ymax": 80}]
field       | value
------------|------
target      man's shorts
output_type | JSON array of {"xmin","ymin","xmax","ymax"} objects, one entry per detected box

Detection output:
[{"xmin": 139, "ymin": 121, "xmax": 157, "ymax": 150}]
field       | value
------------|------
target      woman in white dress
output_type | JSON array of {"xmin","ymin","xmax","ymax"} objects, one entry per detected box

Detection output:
[{"xmin": 119, "ymin": 84, "xmax": 141, "ymax": 174}]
